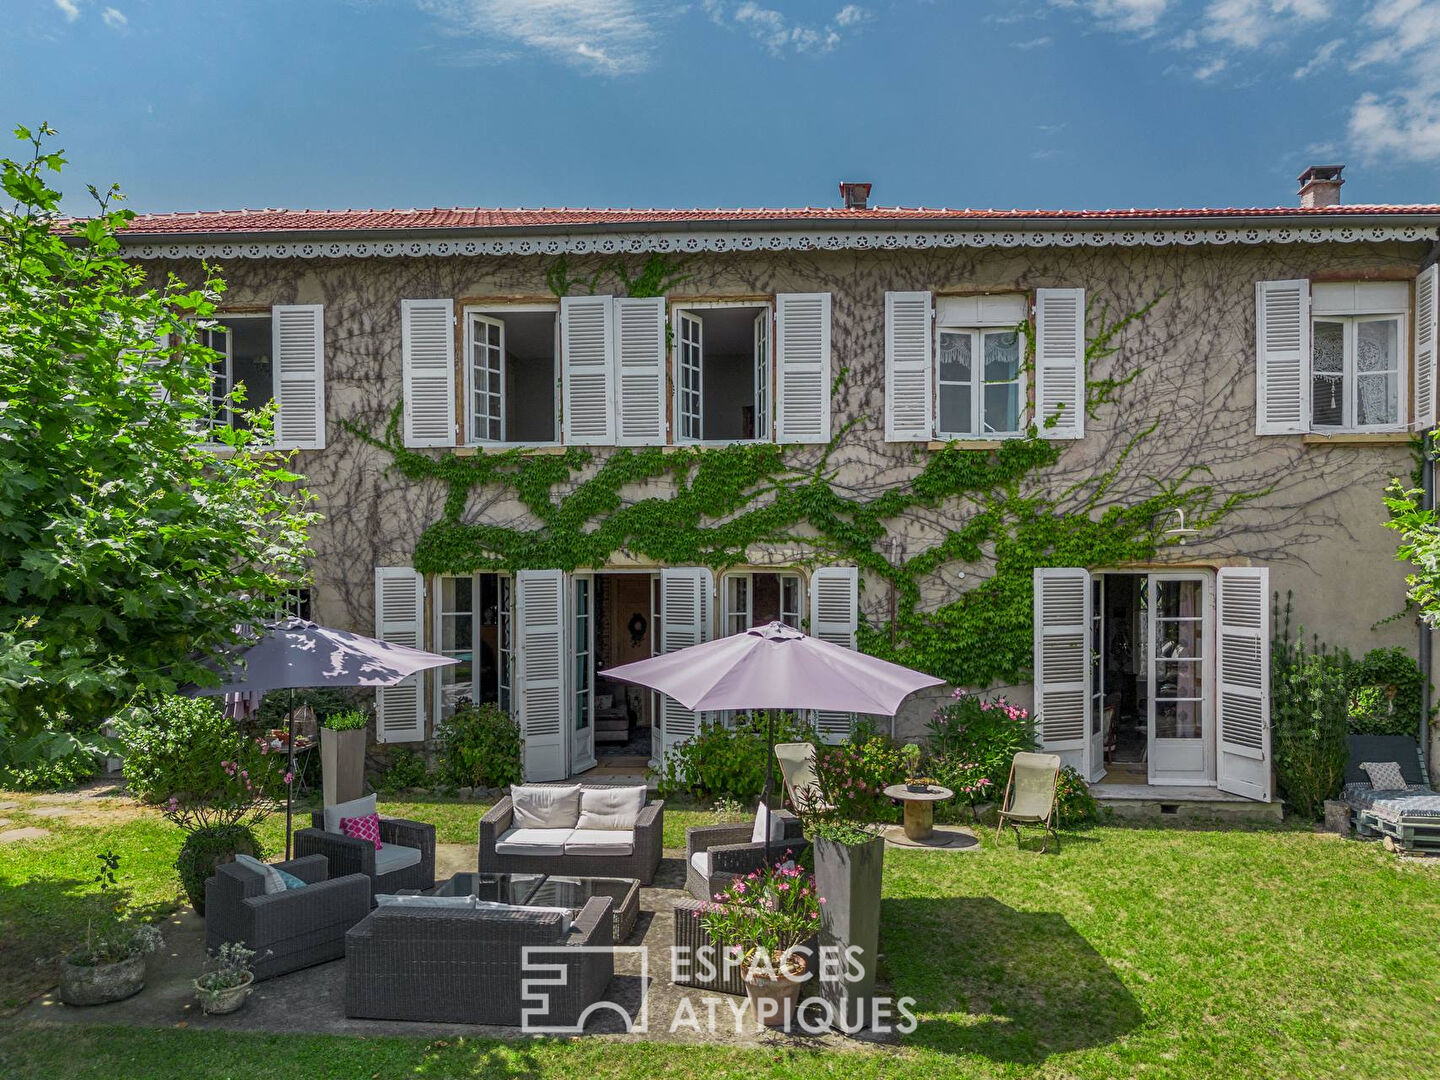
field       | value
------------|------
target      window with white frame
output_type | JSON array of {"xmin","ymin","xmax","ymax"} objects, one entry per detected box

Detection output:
[
  {"xmin": 200, "ymin": 315, "xmax": 275, "ymax": 437},
  {"xmin": 1310, "ymin": 283, "xmax": 1407, "ymax": 432},
  {"xmin": 464, "ymin": 306, "xmax": 559, "ymax": 445},
  {"xmin": 934, "ymin": 295, "xmax": 1028, "ymax": 439},
  {"xmin": 434, "ymin": 573, "xmax": 507, "ymax": 720},
  {"xmin": 673, "ymin": 304, "xmax": 772, "ymax": 443},
  {"xmin": 722, "ymin": 571, "xmax": 803, "ymax": 635}
]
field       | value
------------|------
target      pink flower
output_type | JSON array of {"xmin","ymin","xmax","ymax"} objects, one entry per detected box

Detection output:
[{"xmin": 284, "ymin": 772, "xmax": 294, "ymax": 785}]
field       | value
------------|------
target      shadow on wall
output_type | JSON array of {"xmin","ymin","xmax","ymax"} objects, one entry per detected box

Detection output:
[{"xmin": 884, "ymin": 896, "xmax": 1142, "ymax": 1064}]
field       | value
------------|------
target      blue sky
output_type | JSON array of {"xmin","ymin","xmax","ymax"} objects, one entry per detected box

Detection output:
[{"xmin": 3, "ymin": 0, "xmax": 1438, "ymax": 215}]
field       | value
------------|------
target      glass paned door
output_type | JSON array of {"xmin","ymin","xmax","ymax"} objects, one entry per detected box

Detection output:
[
  {"xmin": 754, "ymin": 311, "xmax": 770, "ymax": 440},
  {"xmin": 571, "ymin": 575, "xmax": 595, "ymax": 773},
  {"xmin": 1089, "ymin": 575, "xmax": 1106, "ymax": 782},
  {"xmin": 436, "ymin": 575, "xmax": 478, "ymax": 719},
  {"xmin": 497, "ymin": 575, "xmax": 513, "ymax": 715},
  {"xmin": 678, "ymin": 311, "xmax": 703, "ymax": 441},
  {"xmin": 1147, "ymin": 573, "xmax": 1211, "ymax": 784}
]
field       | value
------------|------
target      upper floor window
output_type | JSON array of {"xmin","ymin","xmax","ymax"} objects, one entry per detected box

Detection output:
[
  {"xmin": 201, "ymin": 315, "xmax": 275, "ymax": 438},
  {"xmin": 935, "ymin": 295, "xmax": 1028, "ymax": 439},
  {"xmin": 464, "ymin": 306, "xmax": 559, "ymax": 445},
  {"xmin": 673, "ymin": 303, "xmax": 771, "ymax": 443}
]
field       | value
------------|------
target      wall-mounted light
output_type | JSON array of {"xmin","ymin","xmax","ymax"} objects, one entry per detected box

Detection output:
[{"xmin": 1164, "ymin": 508, "xmax": 1200, "ymax": 545}]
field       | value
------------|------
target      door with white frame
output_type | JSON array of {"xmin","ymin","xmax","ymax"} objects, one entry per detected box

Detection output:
[
  {"xmin": 571, "ymin": 574, "xmax": 596, "ymax": 774},
  {"xmin": 1145, "ymin": 572, "xmax": 1213, "ymax": 785}
]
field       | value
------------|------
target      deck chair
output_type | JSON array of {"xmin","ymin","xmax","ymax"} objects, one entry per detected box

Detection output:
[
  {"xmin": 774, "ymin": 742, "xmax": 833, "ymax": 814},
  {"xmin": 996, "ymin": 751, "xmax": 1063, "ymax": 853}
]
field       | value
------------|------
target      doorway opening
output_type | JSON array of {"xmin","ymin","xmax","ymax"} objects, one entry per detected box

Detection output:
[{"xmin": 591, "ymin": 572, "xmax": 657, "ymax": 761}]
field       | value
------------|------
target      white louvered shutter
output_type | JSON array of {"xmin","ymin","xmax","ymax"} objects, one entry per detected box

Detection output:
[
  {"xmin": 561, "ymin": 295, "xmax": 616, "ymax": 445},
  {"xmin": 516, "ymin": 569, "xmax": 568, "ymax": 781},
  {"xmin": 272, "ymin": 304, "xmax": 326, "ymax": 450},
  {"xmin": 1216, "ymin": 567, "xmax": 1271, "ymax": 802},
  {"xmin": 374, "ymin": 567, "xmax": 426, "ymax": 743},
  {"xmin": 659, "ymin": 567, "xmax": 714, "ymax": 763},
  {"xmin": 1255, "ymin": 280, "xmax": 1310, "ymax": 435},
  {"xmin": 1032, "ymin": 568, "xmax": 1090, "ymax": 762},
  {"xmin": 614, "ymin": 296, "xmax": 667, "ymax": 444},
  {"xmin": 1415, "ymin": 266, "xmax": 1437, "ymax": 431},
  {"xmin": 809, "ymin": 566, "xmax": 860, "ymax": 743},
  {"xmin": 401, "ymin": 299, "xmax": 456, "ymax": 448},
  {"xmin": 776, "ymin": 293, "xmax": 832, "ymax": 444},
  {"xmin": 885, "ymin": 291, "xmax": 933, "ymax": 442},
  {"xmin": 1034, "ymin": 288, "xmax": 1086, "ymax": 439}
]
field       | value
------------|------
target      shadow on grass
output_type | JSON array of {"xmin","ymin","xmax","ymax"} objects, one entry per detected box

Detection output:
[{"xmin": 885, "ymin": 896, "xmax": 1142, "ymax": 1065}]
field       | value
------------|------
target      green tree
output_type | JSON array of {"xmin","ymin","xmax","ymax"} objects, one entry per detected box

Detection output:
[
  {"xmin": 0, "ymin": 123, "xmax": 316, "ymax": 738},
  {"xmin": 1384, "ymin": 440, "xmax": 1440, "ymax": 623}
]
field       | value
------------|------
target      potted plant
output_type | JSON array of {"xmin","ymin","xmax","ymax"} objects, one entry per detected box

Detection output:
[
  {"xmin": 320, "ymin": 708, "xmax": 368, "ymax": 807},
  {"xmin": 194, "ymin": 942, "xmax": 257, "ymax": 1015},
  {"xmin": 900, "ymin": 744, "xmax": 929, "ymax": 792},
  {"xmin": 59, "ymin": 852, "xmax": 164, "ymax": 1006},
  {"xmin": 698, "ymin": 859, "xmax": 822, "ymax": 1029}
]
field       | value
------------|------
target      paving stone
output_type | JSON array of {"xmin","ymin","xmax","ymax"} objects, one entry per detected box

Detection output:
[
  {"xmin": 0, "ymin": 827, "xmax": 50, "ymax": 843},
  {"xmin": 28, "ymin": 807, "xmax": 80, "ymax": 819}
]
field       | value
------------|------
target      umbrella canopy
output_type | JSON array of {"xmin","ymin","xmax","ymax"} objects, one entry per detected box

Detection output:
[
  {"xmin": 601, "ymin": 620, "xmax": 944, "ymax": 716},
  {"xmin": 186, "ymin": 618, "xmax": 457, "ymax": 696}
]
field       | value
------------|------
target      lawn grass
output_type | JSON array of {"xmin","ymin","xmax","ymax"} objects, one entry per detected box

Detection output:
[{"xmin": 3, "ymin": 786, "xmax": 1439, "ymax": 1079}]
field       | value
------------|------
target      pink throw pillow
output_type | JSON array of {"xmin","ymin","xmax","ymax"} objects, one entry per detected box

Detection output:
[{"xmin": 339, "ymin": 812, "xmax": 383, "ymax": 850}]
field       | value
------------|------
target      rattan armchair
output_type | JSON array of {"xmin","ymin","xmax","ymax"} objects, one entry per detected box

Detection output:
[{"xmin": 293, "ymin": 812, "xmax": 436, "ymax": 898}]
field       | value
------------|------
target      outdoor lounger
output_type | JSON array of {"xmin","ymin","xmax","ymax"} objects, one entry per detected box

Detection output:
[{"xmin": 1341, "ymin": 734, "xmax": 1440, "ymax": 854}]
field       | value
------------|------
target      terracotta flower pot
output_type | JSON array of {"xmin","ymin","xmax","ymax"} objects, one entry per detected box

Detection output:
[
  {"xmin": 743, "ymin": 954, "xmax": 807, "ymax": 1029},
  {"xmin": 59, "ymin": 953, "xmax": 146, "ymax": 1007}
]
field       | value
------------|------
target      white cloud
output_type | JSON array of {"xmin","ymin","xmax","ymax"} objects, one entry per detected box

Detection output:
[
  {"xmin": 1352, "ymin": 0, "xmax": 1440, "ymax": 68},
  {"xmin": 1293, "ymin": 37, "xmax": 1342, "ymax": 79},
  {"xmin": 1343, "ymin": 0, "xmax": 1440, "ymax": 163},
  {"xmin": 1348, "ymin": 86, "xmax": 1440, "ymax": 164},
  {"xmin": 834, "ymin": 4, "xmax": 865, "ymax": 28},
  {"xmin": 418, "ymin": 1, "xmax": 658, "ymax": 75},
  {"xmin": 1050, "ymin": 0, "xmax": 1170, "ymax": 35},
  {"xmin": 1014, "ymin": 35, "xmax": 1054, "ymax": 49},
  {"xmin": 101, "ymin": 7, "xmax": 127, "ymax": 29},
  {"xmin": 54, "ymin": 0, "xmax": 80, "ymax": 22},
  {"xmin": 1194, "ymin": 55, "xmax": 1228, "ymax": 80},
  {"xmin": 705, "ymin": 1, "xmax": 866, "ymax": 56},
  {"xmin": 1201, "ymin": 0, "xmax": 1331, "ymax": 51}
]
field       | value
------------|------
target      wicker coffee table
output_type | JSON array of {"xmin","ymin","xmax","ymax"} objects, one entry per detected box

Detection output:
[{"xmin": 433, "ymin": 872, "xmax": 640, "ymax": 941}]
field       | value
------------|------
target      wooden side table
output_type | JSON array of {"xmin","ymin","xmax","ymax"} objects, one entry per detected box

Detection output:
[{"xmin": 883, "ymin": 784, "xmax": 955, "ymax": 842}]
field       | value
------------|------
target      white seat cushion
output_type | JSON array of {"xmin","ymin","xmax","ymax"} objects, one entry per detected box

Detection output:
[
  {"xmin": 375, "ymin": 892, "xmax": 472, "ymax": 908},
  {"xmin": 324, "ymin": 793, "xmax": 379, "ymax": 835},
  {"xmin": 689, "ymin": 851, "xmax": 711, "ymax": 878},
  {"xmin": 495, "ymin": 827, "xmax": 573, "ymax": 856},
  {"xmin": 510, "ymin": 784, "xmax": 582, "ymax": 830},
  {"xmin": 374, "ymin": 844, "xmax": 422, "ymax": 876},
  {"xmin": 562, "ymin": 829, "xmax": 634, "ymax": 856},
  {"xmin": 751, "ymin": 802, "xmax": 787, "ymax": 844},
  {"xmin": 576, "ymin": 786, "xmax": 647, "ymax": 830}
]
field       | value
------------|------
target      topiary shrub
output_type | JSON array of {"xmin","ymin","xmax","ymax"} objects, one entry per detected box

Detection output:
[
  {"xmin": 175, "ymin": 824, "xmax": 261, "ymax": 913},
  {"xmin": 433, "ymin": 702, "xmax": 522, "ymax": 789},
  {"xmin": 1346, "ymin": 647, "xmax": 1426, "ymax": 737},
  {"xmin": 657, "ymin": 712, "xmax": 816, "ymax": 801}
]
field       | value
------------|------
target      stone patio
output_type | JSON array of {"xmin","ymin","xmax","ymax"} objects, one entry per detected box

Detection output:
[{"xmin": 19, "ymin": 842, "xmax": 892, "ymax": 1049}]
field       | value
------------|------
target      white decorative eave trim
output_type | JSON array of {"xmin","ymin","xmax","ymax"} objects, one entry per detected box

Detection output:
[{"xmin": 117, "ymin": 223, "xmax": 1439, "ymax": 261}]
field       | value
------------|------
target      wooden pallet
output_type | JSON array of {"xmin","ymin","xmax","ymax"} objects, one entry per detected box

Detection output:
[{"xmin": 1356, "ymin": 809, "xmax": 1440, "ymax": 853}]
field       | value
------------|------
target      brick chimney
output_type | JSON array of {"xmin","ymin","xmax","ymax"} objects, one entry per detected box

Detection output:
[
  {"xmin": 1298, "ymin": 164, "xmax": 1344, "ymax": 209},
  {"xmin": 838, "ymin": 181, "xmax": 872, "ymax": 210}
]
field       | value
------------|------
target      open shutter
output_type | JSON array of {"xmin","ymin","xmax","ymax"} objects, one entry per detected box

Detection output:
[
  {"xmin": 885, "ymin": 291, "xmax": 933, "ymax": 442},
  {"xmin": 809, "ymin": 566, "xmax": 859, "ymax": 743},
  {"xmin": 776, "ymin": 292, "xmax": 832, "ymax": 444},
  {"xmin": 659, "ymin": 568, "xmax": 714, "ymax": 763},
  {"xmin": 1415, "ymin": 265, "xmax": 1437, "ymax": 431},
  {"xmin": 561, "ymin": 295, "xmax": 616, "ymax": 445},
  {"xmin": 1256, "ymin": 279, "xmax": 1310, "ymax": 435},
  {"xmin": 1033, "ymin": 568, "xmax": 1091, "ymax": 767},
  {"xmin": 1216, "ymin": 567, "xmax": 1271, "ymax": 801},
  {"xmin": 401, "ymin": 299, "xmax": 456, "ymax": 448},
  {"xmin": 1034, "ymin": 288, "xmax": 1085, "ymax": 439},
  {"xmin": 272, "ymin": 304, "xmax": 325, "ymax": 450},
  {"xmin": 614, "ymin": 296, "xmax": 666, "ymax": 445},
  {"xmin": 516, "ymin": 569, "xmax": 568, "ymax": 782},
  {"xmin": 374, "ymin": 568, "xmax": 426, "ymax": 743}
]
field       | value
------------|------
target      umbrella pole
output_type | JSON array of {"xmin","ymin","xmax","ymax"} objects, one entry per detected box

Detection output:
[
  {"xmin": 285, "ymin": 687, "xmax": 295, "ymax": 861},
  {"xmin": 762, "ymin": 709, "xmax": 774, "ymax": 866}
]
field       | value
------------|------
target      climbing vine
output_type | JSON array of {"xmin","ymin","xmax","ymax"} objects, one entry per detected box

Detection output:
[{"xmin": 342, "ymin": 262, "xmax": 1259, "ymax": 689}]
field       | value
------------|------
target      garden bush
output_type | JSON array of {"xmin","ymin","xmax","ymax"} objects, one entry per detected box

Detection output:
[
  {"xmin": 1346, "ymin": 647, "xmax": 1426, "ymax": 737},
  {"xmin": 657, "ymin": 712, "xmax": 816, "ymax": 800},
  {"xmin": 926, "ymin": 692, "xmax": 1036, "ymax": 797},
  {"xmin": 433, "ymin": 702, "xmax": 523, "ymax": 789},
  {"xmin": 814, "ymin": 730, "xmax": 906, "ymax": 820},
  {"xmin": 1054, "ymin": 765, "xmax": 1099, "ymax": 825},
  {"xmin": 377, "ymin": 747, "xmax": 435, "ymax": 793},
  {"xmin": 1271, "ymin": 597, "xmax": 1350, "ymax": 820},
  {"xmin": 117, "ymin": 696, "xmax": 277, "ymax": 805},
  {"xmin": 0, "ymin": 715, "xmax": 107, "ymax": 792}
]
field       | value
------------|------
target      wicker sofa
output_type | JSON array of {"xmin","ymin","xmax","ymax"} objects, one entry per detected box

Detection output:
[
  {"xmin": 478, "ymin": 785, "xmax": 664, "ymax": 885},
  {"xmin": 293, "ymin": 803, "xmax": 436, "ymax": 899},
  {"xmin": 344, "ymin": 896, "xmax": 615, "ymax": 1026},
  {"xmin": 684, "ymin": 810, "xmax": 808, "ymax": 901},
  {"xmin": 204, "ymin": 855, "xmax": 372, "ymax": 982}
]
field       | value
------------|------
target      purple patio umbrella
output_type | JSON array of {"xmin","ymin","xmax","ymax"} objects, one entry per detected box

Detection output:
[
  {"xmin": 187, "ymin": 618, "xmax": 457, "ymax": 857},
  {"xmin": 603, "ymin": 621, "xmax": 945, "ymax": 859}
]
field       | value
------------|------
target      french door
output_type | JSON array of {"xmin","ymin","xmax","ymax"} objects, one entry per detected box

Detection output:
[
  {"xmin": 1145, "ymin": 573, "xmax": 1212, "ymax": 785},
  {"xmin": 571, "ymin": 575, "xmax": 596, "ymax": 774}
]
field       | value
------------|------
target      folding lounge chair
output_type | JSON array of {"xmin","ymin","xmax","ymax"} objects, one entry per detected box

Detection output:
[
  {"xmin": 1341, "ymin": 734, "xmax": 1440, "ymax": 854},
  {"xmin": 996, "ymin": 751, "xmax": 1063, "ymax": 853},
  {"xmin": 774, "ymin": 742, "xmax": 833, "ymax": 814}
]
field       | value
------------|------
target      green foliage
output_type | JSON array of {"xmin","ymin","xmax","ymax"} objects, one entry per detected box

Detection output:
[
  {"xmin": 0, "ymin": 714, "xmax": 109, "ymax": 791},
  {"xmin": 320, "ymin": 709, "xmax": 368, "ymax": 732},
  {"xmin": 1270, "ymin": 593, "xmax": 1350, "ymax": 820},
  {"xmin": 1384, "ymin": 459, "xmax": 1440, "ymax": 621},
  {"xmin": 195, "ymin": 942, "xmax": 256, "ymax": 995},
  {"xmin": 657, "ymin": 712, "xmax": 816, "ymax": 800},
  {"xmin": 1346, "ymin": 647, "xmax": 1426, "ymax": 737},
  {"xmin": 377, "ymin": 747, "xmax": 434, "ymax": 793},
  {"xmin": 256, "ymin": 688, "xmax": 354, "ymax": 728},
  {"xmin": 350, "ymin": 277, "xmax": 1249, "ymax": 691},
  {"xmin": 697, "ymin": 860, "xmax": 820, "ymax": 975},
  {"xmin": 174, "ymin": 825, "xmax": 261, "ymax": 913},
  {"xmin": 433, "ymin": 702, "xmax": 523, "ymax": 789},
  {"xmin": 1054, "ymin": 765, "xmax": 1099, "ymax": 826},
  {"xmin": 926, "ymin": 693, "xmax": 1036, "ymax": 799},
  {"xmin": 0, "ymin": 125, "xmax": 316, "ymax": 737},
  {"xmin": 814, "ymin": 732, "xmax": 905, "ymax": 820}
]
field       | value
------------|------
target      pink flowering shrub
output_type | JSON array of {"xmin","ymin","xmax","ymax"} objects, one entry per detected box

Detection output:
[
  {"xmin": 814, "ymin": 731, "xmax": 906, "ymax": 821},
  {"xmin": 927, "ymin": 692, "xmax": 1036, "ymax": 800},
  {"xmin": 696, "ymin": 854, "xmax": 823, "ymax": 978}
]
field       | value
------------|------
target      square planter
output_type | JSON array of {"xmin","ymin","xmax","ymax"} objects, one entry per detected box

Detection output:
[
  {"xmin": 321, "ymin": 727, "xmax": 367, "ymax": 807},
  {"xmin": 812, "ymin": 834, "xmax": 884, "ymax": 1029}
]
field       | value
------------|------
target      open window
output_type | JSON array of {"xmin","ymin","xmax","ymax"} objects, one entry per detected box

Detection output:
[
  {"xmin": 433, "ymin": 573, "xmax": 511, "ymax": 721},
  {"xmin": 721, "ymin": 571, "xmax": 803, "ymax": 635},
  {"xmin": 464, "ymin": 306, "xmax": 559, "ymax": 445},
  {"xmin": 201, "ymin": 315, "xmax": 275, "ymax": 438},
  {"xmin": 673, "ymin": 304, "xmax": 772, "ymax": 443}
]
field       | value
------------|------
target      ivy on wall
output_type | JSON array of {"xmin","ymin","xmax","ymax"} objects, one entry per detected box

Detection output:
[{"xmin": 342, "ymin": 259, "xmax": 1256, "ymax": 689}]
